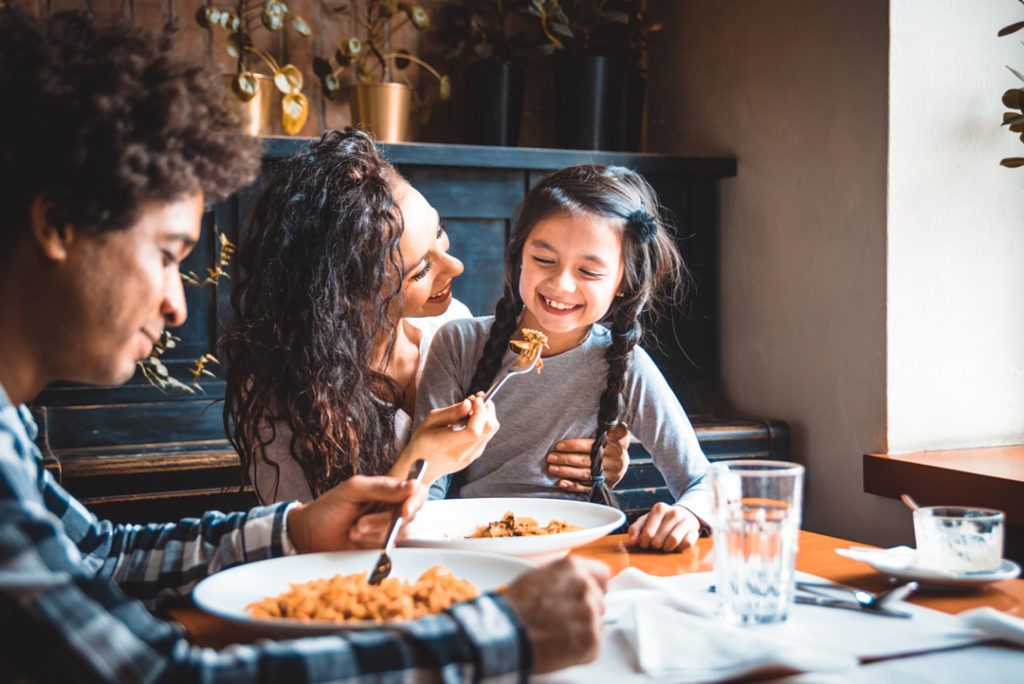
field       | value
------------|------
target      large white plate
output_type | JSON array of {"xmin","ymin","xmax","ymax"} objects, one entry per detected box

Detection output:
[
  {"xmin": 399, "ymin": 497, "xmax": 626, "ymax": 561},
  {"xmin": 191, "ymin": 548, "xmax": 535, "ymax": 636}
]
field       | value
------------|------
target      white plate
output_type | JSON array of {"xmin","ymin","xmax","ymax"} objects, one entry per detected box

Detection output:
[
  {"xmin": 399, "ymin": 497, "xmax": 626, "ymax": 561},
  {"xmin": 836, "ymin": 546, "xmax": 1022, "ymax": 588},
  {"xmin": 191, "ymin": 548, "xmax": 535, "ymax": 636}
]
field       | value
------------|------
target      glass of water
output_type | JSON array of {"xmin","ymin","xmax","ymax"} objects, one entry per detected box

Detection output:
[
  {"xmin": 708, "ymin": 460, "xmax": 805, "ymax": 625},
  {"xmin": 913, "ymin": 506, "xmax": 1004, "ymax": 573}
]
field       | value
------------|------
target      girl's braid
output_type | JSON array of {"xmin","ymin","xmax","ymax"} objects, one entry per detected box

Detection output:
[{"xmin": 588, "ymin": 303, "xmax": 643, "ymax": 506}]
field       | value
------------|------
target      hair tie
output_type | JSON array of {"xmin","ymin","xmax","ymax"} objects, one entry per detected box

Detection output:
[
  {"xmin": 627, "ymin": 209, "xmax": 658, "ymax": 244},
  {"xmin": 588, "ymin": 475, "xmax": 606, "ymax": 488}
]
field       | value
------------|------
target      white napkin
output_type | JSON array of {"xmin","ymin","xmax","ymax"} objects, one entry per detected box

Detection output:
[
  {"xmin": 956, "ymin": 607, "xmax": 1024, "ymax": 648},
  {"xmin": 835, "ymin": 545, "xmax": 959, "ymax": 579}
]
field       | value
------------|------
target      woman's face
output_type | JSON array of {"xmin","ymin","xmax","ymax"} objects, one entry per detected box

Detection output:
[{"xmin": 394, "ymin": 180, "xmax": 463, "ymax": 319}]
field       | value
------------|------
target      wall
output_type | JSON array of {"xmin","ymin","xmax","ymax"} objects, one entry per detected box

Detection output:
[
  {"xmin": 889, "ymin": 0, "xmax": 1024, "ymax": 453},
  {"xmin": 646, "ymin": 0, "xmax": 898, "ymax": 544}
]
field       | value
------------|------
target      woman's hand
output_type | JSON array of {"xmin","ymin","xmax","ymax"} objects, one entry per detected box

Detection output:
[
  {"xmin": 627, "ymin": 503, "xmax": 701, "ymax": 553},
  {"xmin": 393, "ymin": 393, "xmax": 499, "ymax": 485},
  {"xmin": 546, "ymin": 423, "xmax": 631, "ymax": 494},
  {"xmin": 286, "ymin": 474, "xmax": 426, "ymax": 553}
]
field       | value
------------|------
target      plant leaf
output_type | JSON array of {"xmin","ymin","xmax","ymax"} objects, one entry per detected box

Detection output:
[
  {"xmin": 231, "ymin": 71, "xmax": 260, "ymax": 102},
  {"xmin": 291, "ymin": 16, "xmax": 311, "ymax": 37},
  {"xmin": 998, "ymin": 21, "xmax": 1024, "ymax": 37},
  {"xmin": 274, "ymin": 64, "xmax": 303, "ymax": 93},
  {"xmin": 281, "ymin": 92, "xmax": 308, "ymax": 134},
  {"xmin": 1001, "ymin": 113, "xmax": 1024, "ymax": 126},
  {"xmin": 1007, "ymin": 65, "xmax": 1024, "ymax": 83},
  {"xmin": 1000, "ymin": 157, "xmax": 1024, "ymax": 167}
]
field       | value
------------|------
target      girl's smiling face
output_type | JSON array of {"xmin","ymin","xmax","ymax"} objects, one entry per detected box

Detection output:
[
  {"xmin": 395, "ymin": 180, "xmax": 464, "ymax": 319},
  {"xmin": 518, "ymin": 211, "xmax": 625, "ymax": 354}
]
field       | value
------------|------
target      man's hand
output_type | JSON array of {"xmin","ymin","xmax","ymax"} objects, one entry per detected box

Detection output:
[
  {"xmin": 628, "ymin": 503, "xmax": 701, "ymax": 552},
  {"xmin": 546, "ymin": 423, "xmax": 631, "ymax": 494},
  {"xmin": 502, "ymin": 557, "xmax": 609, "ymax": 674},
  {"xmin": 286, "ymin": 475, "xmax": 426, "ymax": 554}
]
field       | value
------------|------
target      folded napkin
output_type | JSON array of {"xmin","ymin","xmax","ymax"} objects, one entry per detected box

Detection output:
[
  {"xmin": 835, "ymin": 545, "xmax": 960, "ymax": 578},
  {"xmin": 956, "ymin": 607, "xmax": 1024, "ymax": 648}
]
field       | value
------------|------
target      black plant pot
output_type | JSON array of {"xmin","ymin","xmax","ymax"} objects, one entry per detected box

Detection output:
[
  {"xmin": 553, "ymin": 54, "xmax": 630, "ymax": 151},
  {"xmin": 464, "ymin": 61, "xmax": 526, "ymax": 147}
]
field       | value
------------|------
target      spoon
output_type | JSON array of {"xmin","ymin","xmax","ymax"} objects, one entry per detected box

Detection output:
[
  {"xmin": 901, "ymin": 493, "xmax": 922, "ymax": 512},
  {"xmin": 853, "ymin": 581, "xmax": 919, "ymax": 610}
]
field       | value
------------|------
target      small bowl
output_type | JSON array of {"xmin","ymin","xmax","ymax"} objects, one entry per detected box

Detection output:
[{"xmin": 912, "ymin": 506, "xmax": 1005, "ymax": 573}]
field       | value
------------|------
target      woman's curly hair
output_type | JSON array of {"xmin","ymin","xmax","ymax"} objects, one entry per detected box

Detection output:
[
  {"xmin": 0, "ymin": 8, "xmax": 261, "ymax": 257},
  {"xmin": 222, "ymin": 129, "xmax": 406, "ymax": 499},
  {"xmin": 467, "ymin": 165, "xmax": 688, "ymax": 507}
]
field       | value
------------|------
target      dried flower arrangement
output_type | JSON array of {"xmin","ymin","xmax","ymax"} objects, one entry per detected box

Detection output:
[{"xmin": 138, "ymin": 233, "xmax": 236, "ymax": 395}]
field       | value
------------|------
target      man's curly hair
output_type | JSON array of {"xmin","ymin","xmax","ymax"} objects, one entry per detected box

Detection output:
[{"xmin": 0, "ymin": 8, "xmax": 262, "ymax": 256}]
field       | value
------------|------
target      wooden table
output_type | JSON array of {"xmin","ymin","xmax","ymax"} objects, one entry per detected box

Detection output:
[{"xmin": 170, "ymin": 529, "xmax": 1024, "ymax": 650}]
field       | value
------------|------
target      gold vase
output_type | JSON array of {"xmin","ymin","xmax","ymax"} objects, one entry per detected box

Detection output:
[
  {"xmin": 350, "ymin": 83, "xmax": 413, "ymax": 143},
  {"xmin": 221, "ymin": 73, "xmax": 277, "ymax": 136}
]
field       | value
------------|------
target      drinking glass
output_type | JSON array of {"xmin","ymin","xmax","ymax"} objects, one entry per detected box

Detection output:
[
  {"xmin": 913, "ymin": 506, "xmax": 1004, "ymax": 573},
  {"xmin": 708, "ymin": 460, "xmax": 805, "ymax": 625}
]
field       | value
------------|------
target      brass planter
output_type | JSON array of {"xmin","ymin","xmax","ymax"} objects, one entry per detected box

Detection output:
[
  {"xmin": 350, "ymin": 83, "xmax": 413, "ymax": 143},
  {"xmin": 222, "ymin": 73, "xmax": 277, "ymax": 136}
]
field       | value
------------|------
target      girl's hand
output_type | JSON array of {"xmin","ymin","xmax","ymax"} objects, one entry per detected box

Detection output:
[
  {"xmin": 628, "ymin": 503, "xmax": 701, "ymax": 552},
  {"xmin": 546, "ymin": 423, "xmax": 631, "ymax": 493},
  {"xmin": 393, "ymin": 393, "xmax": 499, "ymax": 485}
]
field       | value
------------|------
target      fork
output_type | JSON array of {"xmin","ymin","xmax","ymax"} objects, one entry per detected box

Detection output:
[
  {"xmin": 366, "ymin": 458, "xmax": 427, "ymax": 585},
  {"xmin": 449, "ymin": 344, "xmax": 542, "ymax": 431}
]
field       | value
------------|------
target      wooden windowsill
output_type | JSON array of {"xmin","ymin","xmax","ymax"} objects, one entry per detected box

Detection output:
[{"xmin": 863, "ymin": 446, "xmax": 1024, "ymax": 525}]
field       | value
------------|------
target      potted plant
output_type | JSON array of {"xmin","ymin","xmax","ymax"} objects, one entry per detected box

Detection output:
[
  {"xmin": 999, "ymin": 10, "xmax": 1024, "ymax": 168},
  {"xmin": 196, "ymin": 1, "xmax": 312, "ymax": 136},
  {"xmin": 440, "ymin": 1, "xmax": 541, "ymax": 146},
  {"xmin": 530, "ymin": 0, "xmax": 658, "ymax": 151},
  {"xmin": 314, "ymin": 1, "xmax": 450, "ymax": 142}
]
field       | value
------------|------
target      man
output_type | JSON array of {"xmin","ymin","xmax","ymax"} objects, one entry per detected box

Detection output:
[{"xmin": 0, "ymin": 8, "xmax": 607, "ymax": 682}]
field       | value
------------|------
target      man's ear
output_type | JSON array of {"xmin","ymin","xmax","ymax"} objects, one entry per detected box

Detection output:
[{"xmin": 29, "ymin": 195, "xmax": 73, "ymax": 262}]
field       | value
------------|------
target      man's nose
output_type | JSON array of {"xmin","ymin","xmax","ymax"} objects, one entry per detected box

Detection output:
[{"xmin": 162, "ymin": 272, "xmax": 188, "ymax": 327}]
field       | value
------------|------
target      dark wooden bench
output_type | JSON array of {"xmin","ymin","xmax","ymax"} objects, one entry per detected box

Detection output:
[{"xmin": 33, "ymin": 139, "xmax": 788, "ymax": 524}]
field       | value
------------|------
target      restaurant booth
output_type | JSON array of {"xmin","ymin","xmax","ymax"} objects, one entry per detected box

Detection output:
[{"xmin": 29, "ymin": 139, "xmax": 788, "ymax": 525}]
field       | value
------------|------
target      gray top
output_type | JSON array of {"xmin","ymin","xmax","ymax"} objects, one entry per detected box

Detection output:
[{"xmin": 414, "ymin": 316, "xmax": 711, "ymax": 522}]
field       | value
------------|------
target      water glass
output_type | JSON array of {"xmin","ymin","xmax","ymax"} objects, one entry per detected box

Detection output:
[
  {"xmin": 708, "ymin": 460, "xmax": 805, "ymax": 625},
  {"xmin": 913, "ymin": 506, "xmax": 1004, "ymax": 573}
]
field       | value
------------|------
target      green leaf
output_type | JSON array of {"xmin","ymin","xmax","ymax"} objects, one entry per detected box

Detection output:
[
  {"xmin": 603, "ymin": 10, "xmax": 630, "ymax": 24},
  {"xmin": 290, "ymin": 16, "xmax": 311, "ymax": 37},
  {"xmin": 551, "ymin": 21, "xmax": 574, "ymax": 39},
  {"xmin": 313, "ymin": 56, "xmax": 332, "ymax": 78},
  {"xmin": 274, "ymin": 64, "xmax": 303, "ymax": 94}
]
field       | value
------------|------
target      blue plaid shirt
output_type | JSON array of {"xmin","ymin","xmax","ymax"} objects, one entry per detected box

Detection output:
[{"xmin": 0, "ymin": 383, "xmax": 529, "ymax": 683}]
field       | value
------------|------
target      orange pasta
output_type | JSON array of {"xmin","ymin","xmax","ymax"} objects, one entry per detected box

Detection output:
[
  {"xmin": 469, "ymin": 511, "xmax": 583, "ymax": 538},
  {"xmin": 247, "ymin": 566, "xmax": 478, "ymax": 624}
]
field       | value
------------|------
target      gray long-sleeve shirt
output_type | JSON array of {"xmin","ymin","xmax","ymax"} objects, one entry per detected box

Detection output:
[{"xmin": 414, "ymin": 317, "xmax": 711, "ymax": 522}]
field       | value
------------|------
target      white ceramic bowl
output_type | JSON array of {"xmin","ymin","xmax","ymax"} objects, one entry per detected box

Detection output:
[
  {"xmin": 399, "ymin": 497, "xmax": 626, "ymax": 562},
  {"xmin": 191, "ymin": 548, "xmax": 535, "ymax": 636}
]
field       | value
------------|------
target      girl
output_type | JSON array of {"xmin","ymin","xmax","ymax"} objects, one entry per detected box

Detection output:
[
  {"xmin": 222, "ymin": 131, "xmax": 628, "ymax": 504},
  {"xmin": 415, "ymin": 164, "xmax": 711, "ymax": 552}
]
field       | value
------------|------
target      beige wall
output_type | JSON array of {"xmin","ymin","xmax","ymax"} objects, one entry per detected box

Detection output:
[{"xmin": 647, "ymin": 0, "xmax": 900, "ymax": 544}]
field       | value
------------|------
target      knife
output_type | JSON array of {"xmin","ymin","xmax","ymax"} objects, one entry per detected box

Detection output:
[
  {"xmin": 366, "ymin": 458, "xmax": 427, "ymax": 585},
  {"xmin": 794, "ymin": 594, "xmax": 912, "ymax": 618}
]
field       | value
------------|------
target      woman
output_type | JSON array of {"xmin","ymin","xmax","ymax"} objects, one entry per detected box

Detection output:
[{"xmin": 222, "ymin": 129, "xmax": 627, "ymax": 504}]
